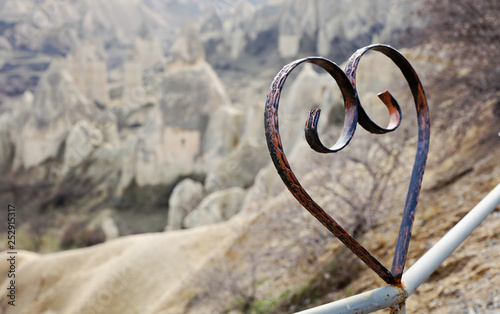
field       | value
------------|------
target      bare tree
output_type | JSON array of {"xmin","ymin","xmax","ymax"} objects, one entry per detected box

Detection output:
[{"xmin": 332, "ymin": 139, "xmax": 408, "ymax": 236}]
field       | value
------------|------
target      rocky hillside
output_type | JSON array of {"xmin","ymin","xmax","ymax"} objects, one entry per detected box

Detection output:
[
  {"xmin": 1, "ymin": 0, "xmax": 499, "ymax": 313},
  {"xmin": 199, "ymin": 0, "xmax": 422, "ymax": 66}
]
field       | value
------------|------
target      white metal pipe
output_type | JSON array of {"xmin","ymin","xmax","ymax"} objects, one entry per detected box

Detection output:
[
  {"xmin": 402, "ymin": 182, "xmax": 500, "ymax": 295},
  {"xmin": 295, "ymin": 182, "xmax": 500, "ymax": 314},
  {"xmin": 296, "ymin": 285, "xmax": 405, "ymax": 314}
]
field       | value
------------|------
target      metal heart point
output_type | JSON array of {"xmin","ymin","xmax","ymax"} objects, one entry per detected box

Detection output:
[{"xmin": 264, "ymin": 44, "xmax": 430, "ymax": 284}]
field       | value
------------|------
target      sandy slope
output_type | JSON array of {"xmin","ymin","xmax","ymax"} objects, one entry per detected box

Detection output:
[{"xmin": 0, "ymin": 213, "xmax": 258, "ymax": 314}]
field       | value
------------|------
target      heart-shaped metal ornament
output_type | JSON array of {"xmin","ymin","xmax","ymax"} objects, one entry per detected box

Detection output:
[{"xmin": 264, "ymin": 44, "xmax": 430, "ymax": 284}]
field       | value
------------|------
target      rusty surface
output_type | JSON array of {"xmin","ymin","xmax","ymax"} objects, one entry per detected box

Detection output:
[{"xmin": 264, "ymin": 44, "xmax": 430, "ymax": 285}]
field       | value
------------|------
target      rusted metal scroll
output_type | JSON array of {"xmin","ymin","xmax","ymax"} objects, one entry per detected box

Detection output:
[{"xmin": 264, "ymin": 44, "xmax": 430, "ymax": 284}]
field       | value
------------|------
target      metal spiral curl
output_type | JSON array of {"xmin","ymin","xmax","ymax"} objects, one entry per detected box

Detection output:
[{"xmin": 264, "ymin": 44, "xmax": 430, "ymax": 285}]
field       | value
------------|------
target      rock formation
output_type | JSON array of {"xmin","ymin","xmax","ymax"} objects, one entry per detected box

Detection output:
[
  {"xmin": 169, "ymin": 24, "xmax": 206, "ymax": 66},
  {"xmin": 166, "ymin": 178, "xmax": 205, "ymax": 231},
  {"xmin": 199, "ymin": 0, "xmax": 421, "ymax": 63},
  {"xmin": 184, "ymin": 186, "xmax": 247, "ymax": 228},
  {"xmin": 61, "ymin": 120, "xmax": 103, "ymax": 177},
  {"xmin": 65, "ymin": 42, "xmax": 110, "ymax": 106},
  {"xmin": 12, "ymin": 60, "xmax": 98, "ymax": 172},
  {"xmin": 115, "ymin": 28, "xmax": 235, "ymax": 190}
]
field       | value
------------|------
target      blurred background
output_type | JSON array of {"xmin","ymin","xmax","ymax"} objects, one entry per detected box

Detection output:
[{"xmin": 0, "ymin": 0, "xmax": 499, "ymax": 313}]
